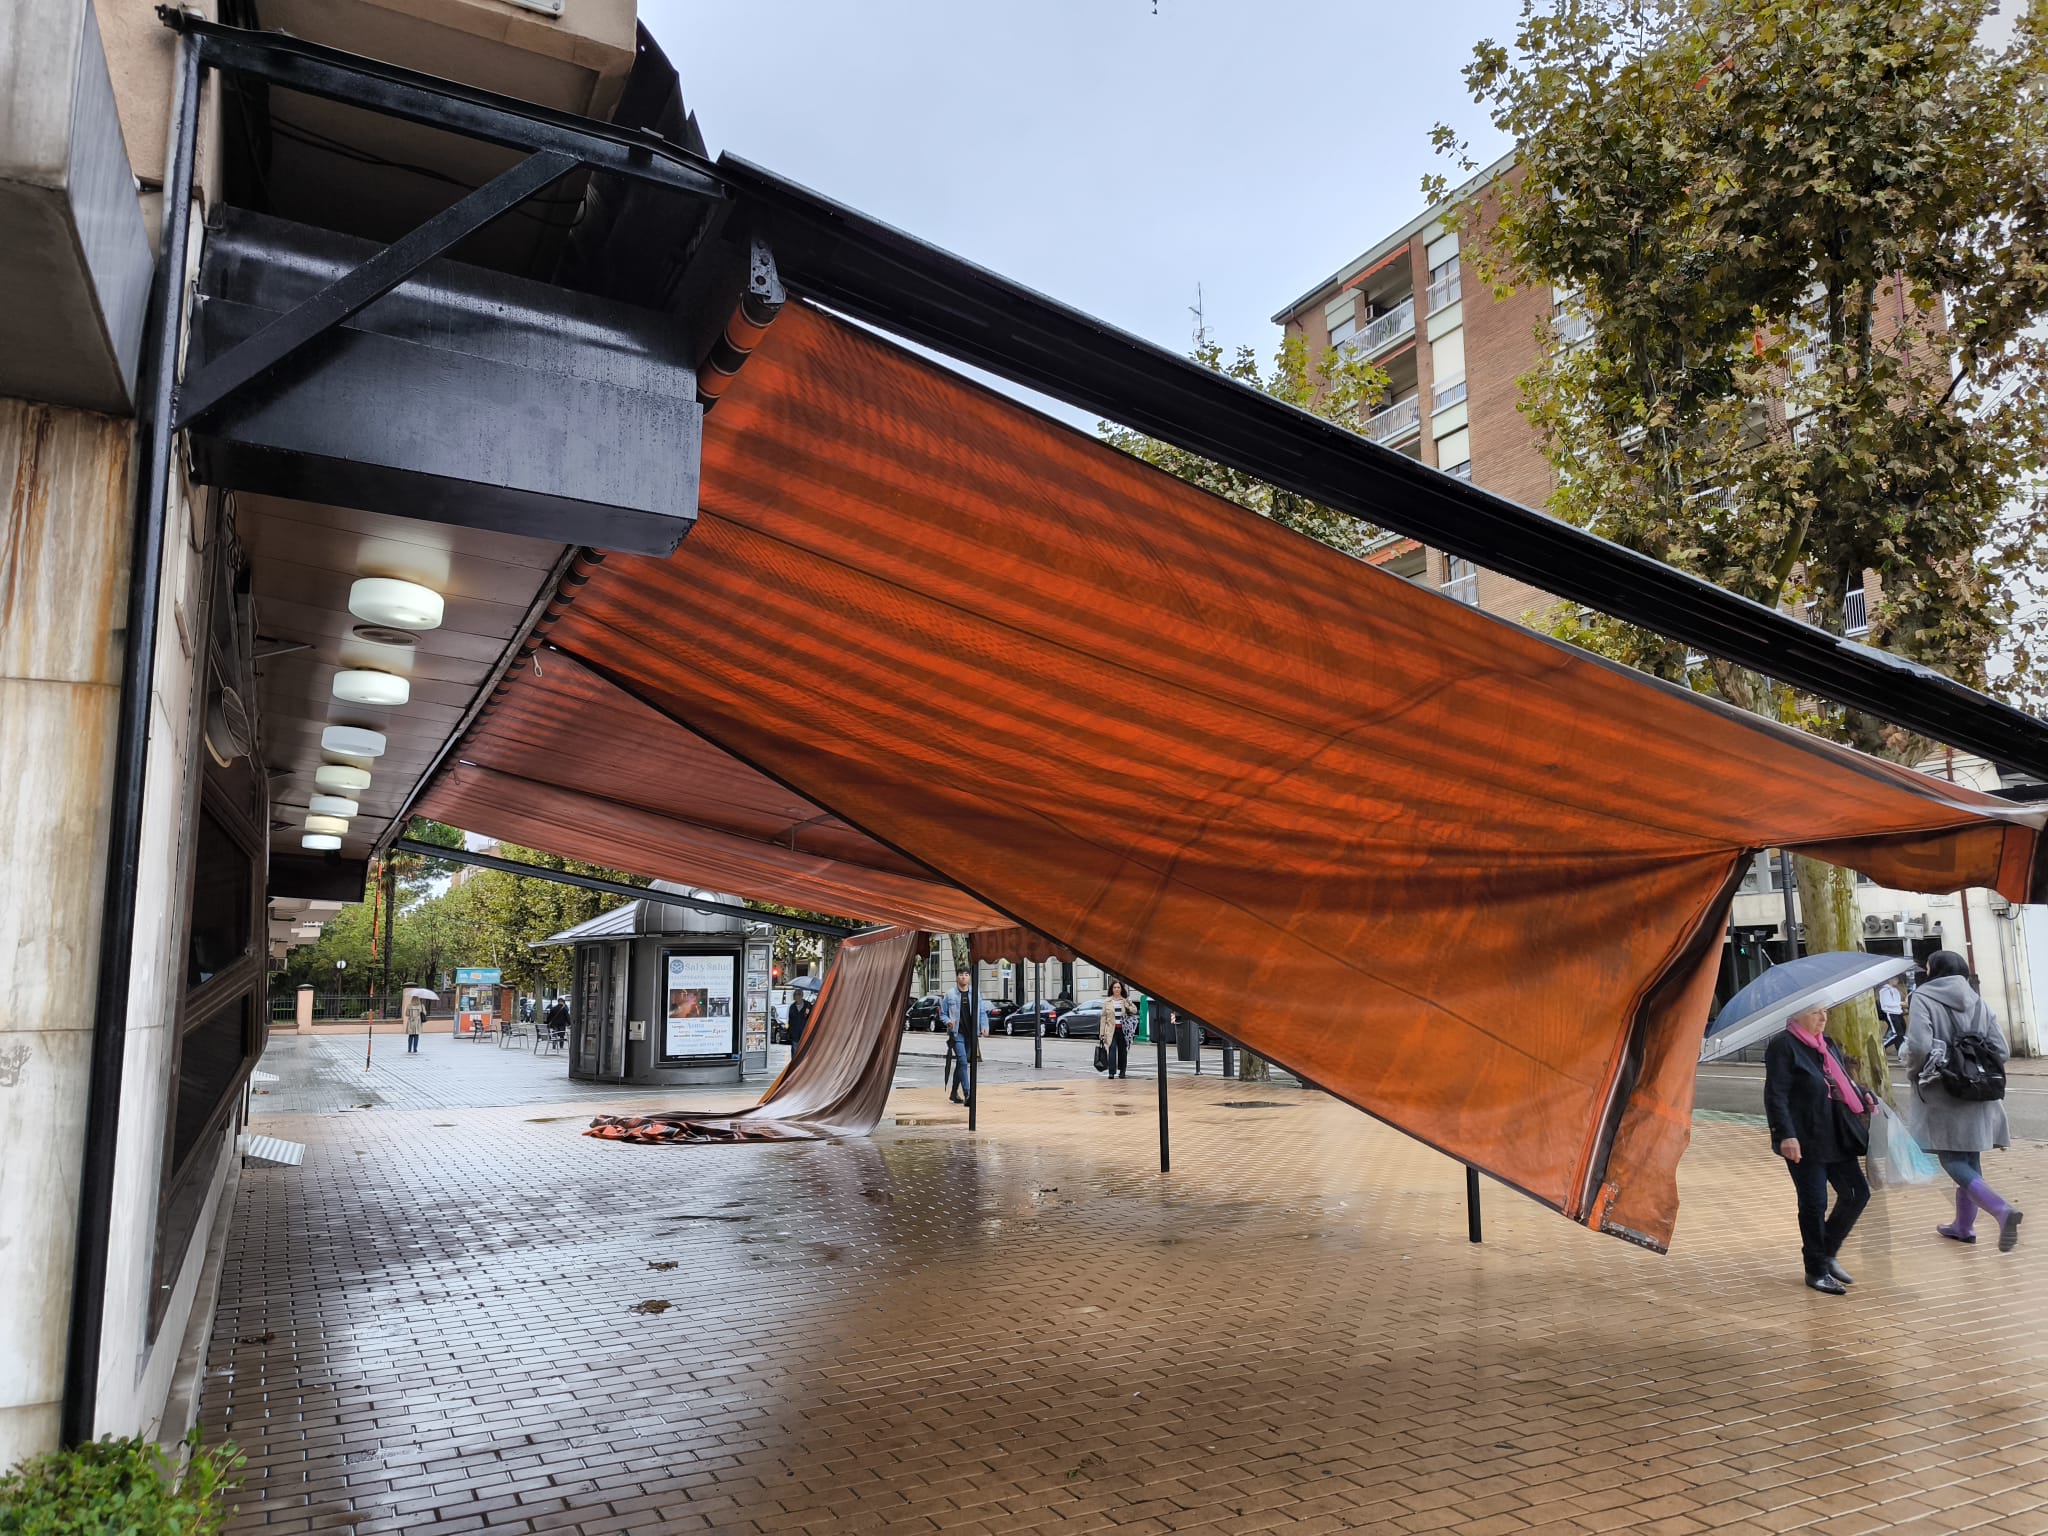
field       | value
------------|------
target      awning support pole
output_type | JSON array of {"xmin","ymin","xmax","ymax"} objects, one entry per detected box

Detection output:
[
  {"xmin": 1032, "ymin": 960, "xmax": 1042, "ymax": 1070},
  {"xmin": 1155, "ymin": 1005, "xmax": 1171, "ymax": 1174},
  {"xmin": 967, "ymin": 964, "xmax": 979, "ymax": 1132},
  {"xmin": 1467, "ymin": 1166, "xmax": 1483, "ymax": 1244}
]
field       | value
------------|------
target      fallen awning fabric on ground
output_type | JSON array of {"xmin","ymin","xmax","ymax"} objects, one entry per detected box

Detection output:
[
  {"xmin": 586, "ymin": 925, "xmax": 921, "ymax": 1143},
  {"xmin": 431, "ymin": 303, "xmax": 2043, "ymax": 1251}
]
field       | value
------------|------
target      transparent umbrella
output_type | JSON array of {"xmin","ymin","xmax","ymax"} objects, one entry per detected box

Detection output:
[{"xmin": 1700, "ymin": 951, "xmax": 1914, "ymax": 1063}]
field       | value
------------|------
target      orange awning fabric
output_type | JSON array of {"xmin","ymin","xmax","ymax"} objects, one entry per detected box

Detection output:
[
  {"xmin": 586, "ymin": 926, "xmax": 921, "ymax": 1142},
  {"xmin": 428, "ymin": 303, "xmax": 2042, "ymax": 1251},
  {"xmin": 420, "ymin": 649, "xmax": 999, "ymax": 932}
]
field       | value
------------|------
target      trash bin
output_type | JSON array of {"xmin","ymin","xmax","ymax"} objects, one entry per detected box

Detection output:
[{"xmin": 1175, "ymin": 1010, "xmax": 1202, "ymax": 1062}]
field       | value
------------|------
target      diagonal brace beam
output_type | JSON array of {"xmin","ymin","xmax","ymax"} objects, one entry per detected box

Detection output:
[{"xmin": 174, "ymin": 148, "xmax": 582, "ymax": 428}]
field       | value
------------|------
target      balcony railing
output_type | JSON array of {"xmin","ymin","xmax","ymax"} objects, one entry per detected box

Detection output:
[
  {"xmin": 1363, "ymin": 394, "xmax": 1422, "ymax": 446},
  {"xmin": 1432, "ymin": 375, "xmax": 1467, "ymax": 412},
  {"xmin": 1344, "ymin": 295, "xmax": 1415, "ymax": 359},
  {"xmin": 1552, "ymin": 306, "xmax": 1593, "ymax": 347},
  {"xmin": 1426, "ymin": 267, "xmax": 1462, "ymax": 314},
  {"xmin": 1844, "ymin": 588, "xmax": 1870, "ymax": 636}
]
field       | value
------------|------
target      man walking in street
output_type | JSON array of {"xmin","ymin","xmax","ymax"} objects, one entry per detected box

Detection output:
[{"xmin": 939, "ymin": 967, "xmax": 988, "ymax": 1106}]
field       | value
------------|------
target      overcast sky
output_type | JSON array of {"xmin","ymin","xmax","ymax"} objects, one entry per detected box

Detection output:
[{"xmin": 644, "ymin": 0, "xmax": 1519, "ymax": 415}]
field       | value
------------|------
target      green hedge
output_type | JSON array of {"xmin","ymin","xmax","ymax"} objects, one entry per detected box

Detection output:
[{"xmin": 0, "ymin": 1430, "xmax": 241, "ymax": 1535}]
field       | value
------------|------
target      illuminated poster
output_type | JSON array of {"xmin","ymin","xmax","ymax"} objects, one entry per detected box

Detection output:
[{"xmin": 664, "ymin": 952, "xmax": 737, "ymax": 1058}]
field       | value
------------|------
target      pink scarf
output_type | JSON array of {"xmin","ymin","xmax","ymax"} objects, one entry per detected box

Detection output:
[{"xmin": 1789, "ymin": 1020, "xmax": 1863, "ymax": 1108}]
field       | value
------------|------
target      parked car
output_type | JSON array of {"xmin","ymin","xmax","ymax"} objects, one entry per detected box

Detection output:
[
  {"xmin": 998, "ymin": 1000, "xmax": 1060, "ymax": 1036},
  {"xmin": 1057, "ymin": 999, "xmax": 1112, "ymax": 1039},
  {"xmin": 904, "ymin": 993, "xmax": 942, "ymax": 1031}
]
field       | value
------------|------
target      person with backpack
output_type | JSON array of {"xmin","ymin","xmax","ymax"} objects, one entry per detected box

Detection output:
[
  {"xmin": 1907, "ymin": 950, "xmax": 2021, "ymax": 1251},
  {"xmin": 1764, "ymin": 1004, "xmax": 1877, "ymax": 1294}
]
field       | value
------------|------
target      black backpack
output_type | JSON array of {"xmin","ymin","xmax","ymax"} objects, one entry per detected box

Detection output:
[{"xmin": 1936, "ymin": 1022, "xmax": 2007, "ymax": 1103}]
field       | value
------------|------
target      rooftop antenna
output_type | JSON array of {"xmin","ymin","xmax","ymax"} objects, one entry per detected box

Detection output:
[{"xmin": 1189, "ymin": 283, "xmax": 1206, "ymax": 347}]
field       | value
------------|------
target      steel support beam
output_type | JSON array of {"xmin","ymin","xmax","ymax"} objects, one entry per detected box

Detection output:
[
  {"xmin": 175, "ymin": 149, "xmax": 581, "ymax": 428},
  {"xmin": 64, "ymin": 30, "xmax": 202, "ymax": 1449},
  {"xmin": 391, "ymin": 839, "xmax": 860, "ymax": 937},
  {"xmin": 164, "ymin": 11, "xmax": 723, "ymax": 202},
  {"xmin": 720, "ymin": 154, "xmax": 2048, "ymax": 781}
]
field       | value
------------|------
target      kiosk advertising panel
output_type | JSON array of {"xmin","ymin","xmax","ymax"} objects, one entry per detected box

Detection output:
[{"xmin": 663, "ymin": 950, "xmax": 738, "ymax": 1059}]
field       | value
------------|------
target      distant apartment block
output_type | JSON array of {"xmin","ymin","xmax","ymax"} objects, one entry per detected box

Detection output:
[{"xmin": 1272, "ymin": 154, "xmax": 1562, "ymax": 627}]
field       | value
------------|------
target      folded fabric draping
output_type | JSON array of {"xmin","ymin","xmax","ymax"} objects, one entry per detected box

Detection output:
[{"xmin": 586, "ymin": 925, "xmax": 920, "ymax": 1143}]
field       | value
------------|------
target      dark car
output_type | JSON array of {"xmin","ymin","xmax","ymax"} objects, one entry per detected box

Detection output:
[
  {"xmin": 1057, "ymin": 999, "xmax": 1114, "ymax": 1039},
  {"xmin": 904, "ymin": 994, "xmax": 942, "ymax": 1031},
  {"xmin": 998, "ymin": 1000, "xmax": 1060, "ymax": 1036}
]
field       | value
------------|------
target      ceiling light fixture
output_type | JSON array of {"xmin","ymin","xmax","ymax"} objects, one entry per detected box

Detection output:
[
  {"xmin": 320, "ymin": 726, "xmax": 387, "ymax": 758},
  {"xmin": 308, "ymin": 794, "xmax": 359, "ymax": 817},
  {"xmin": 349, "ymin": 577, "xmax": 444, "ymax": 631},
  {"xmin": 332, "ymin": 669, "xmax": 410, "ymax": 707},
  {"xmin": 304, "ymin": 814, "xmax": 349, "ymax": 836},
  {"xmin": 301, "ymin": 833, "xmax": 342, "ymax": 851},
  {"xmin": 315, "ymin": 763, "xmax": 372, "ymax": 793}
]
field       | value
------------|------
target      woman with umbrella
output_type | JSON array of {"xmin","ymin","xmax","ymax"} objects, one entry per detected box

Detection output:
[
  {"xmin": 1907, "ymin": 951, "xmax": 2022, "ymax": 1251},
  {"xmin": 1764, "ymin": 1003, "xmax": 1878, "ymax": 1294}
]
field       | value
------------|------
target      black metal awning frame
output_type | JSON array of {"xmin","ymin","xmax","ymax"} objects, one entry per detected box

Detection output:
[
  {"xmin": 68, "ymin": 7, "xmax": 2048, "ymax": 1448},
  {"xmin": 155, "ymin": 9, "xmax": 2048, "ymax": 780}
]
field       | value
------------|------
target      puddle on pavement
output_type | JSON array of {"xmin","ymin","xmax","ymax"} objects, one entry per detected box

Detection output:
[{"xmin": 1219, "ymin": 1101, "xmax": 1296, "ymax": 1110}]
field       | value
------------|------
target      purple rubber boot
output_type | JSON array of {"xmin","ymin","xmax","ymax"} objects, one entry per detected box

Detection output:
[
  {"xmin": 1938, "ymin": 1185, "xmax": 1977, "ymax": 1244},
  {"xmin": 1968, "ymin": 1179, "xmax": 2024, "ymax": 1252}
]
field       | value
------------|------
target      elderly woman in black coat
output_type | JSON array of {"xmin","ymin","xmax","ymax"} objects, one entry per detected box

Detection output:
[{"xmin": 1764, "ymin": 1004, "xmax": 1877, "ymax": 1295}]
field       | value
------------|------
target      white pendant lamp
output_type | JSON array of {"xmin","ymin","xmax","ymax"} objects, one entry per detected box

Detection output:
[
  {"xmin": 308, "ymin": 794, "xmax": 359, "ymax": 817},
  {"xmin": 349, "ymin": 577, "xmax": 444, "ymax": 631},
  {"xmin": 304, "ymin": 814, "xmax": 349, "ymax": 836},
  {"xmin": 332, "ymin": 669, "xmax": 410, "ymax": 707},
  {"xmin": 321, "ymin": 726, "xmax": 386, "ymax": 758},
  {"xmin": 301, "ymin": 833, "xmax": 342, "ymax": 851},
  {"xmin": 315, "ymin": 763, "xmax": 372, "ymax": 793}
]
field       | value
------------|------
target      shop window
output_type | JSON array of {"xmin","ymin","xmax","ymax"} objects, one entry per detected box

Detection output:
[
  {"xmin": 169, "ymin": 995, "xmax": 251, "ymax": 1173},
  {"xmin": 186, "ymin": 807, "xmax": 254, "ymax": 987}
]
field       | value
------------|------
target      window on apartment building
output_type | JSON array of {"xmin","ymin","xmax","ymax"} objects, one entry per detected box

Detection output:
[
  {"xmin": 1441, "ymin": 556, "xmax": 1480, "ymax": 605},
  {"xmin": 1431, "ymin": 330, "xmax": 1466, "ymax": 411},
  {"xmin": 1435, "ymin": 425, "xmax": 1472, "ymax": 482},
  {"xmin": 1551, "ymin": 287, "xmax": 1593, "ymax": 348},
  {"xmin": 1325, "ymin": 292, "xmax": 1359, "ymax": 348},
  {"xmin": 1426, "ymin": 256, "xmax": 1462, "ymax": 315}
]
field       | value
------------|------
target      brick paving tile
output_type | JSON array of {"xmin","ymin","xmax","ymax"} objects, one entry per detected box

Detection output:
[{"xmin": 197, "ymin": 1068, "xmax": 2048, "ymax": 1533}]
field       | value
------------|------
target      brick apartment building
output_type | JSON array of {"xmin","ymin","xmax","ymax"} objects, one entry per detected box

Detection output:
[{"xmin": 1271, "ymin": 153, "xmax": 1563, "ymax": 627}]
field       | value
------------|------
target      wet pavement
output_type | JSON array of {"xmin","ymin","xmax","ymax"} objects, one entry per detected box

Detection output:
[{"xmin": 204, "ymin": 1049, "xmax": 2048, "ymax": 1535}]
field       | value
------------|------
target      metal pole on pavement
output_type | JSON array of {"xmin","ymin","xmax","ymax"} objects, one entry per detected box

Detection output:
[
  {"xmin": 1777, "ymin": 846, "xmax": 1800, "ymax": 963},
  {"xmin": 1154, "ymin": 998, "xmax": 1170, "ymax": 1173},
  {"xmin": 1466, "ymin": 1166, "xmax": 1483, "ymax": 1243},
  {"xmin": 1032, "ymin": 960, "xmax": 1042, "ymax": 1070},
  {"xmin": 968, "ymin": 962, "xmax": 979, "ymax": 1132}
]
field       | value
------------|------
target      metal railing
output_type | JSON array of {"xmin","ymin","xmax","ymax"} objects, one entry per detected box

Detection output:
[
  {"xmin": 1363, "ymin": 394, "xmax": 1422, "ymax": 446},
  {"xmin": 1444, "ymin": 459, "xmax": 1473, "ymax": 481},
  {"xmin": 1844, "ymin": 588, "xmax": 1870, "ymax": 636},
  {"xmin": 1432, "ymin": 375, "xmax": 1467, "ymax": 411},
  {"xmin": 1426, "ymin": 266, "xmax": 1461, "ymax": 314},
  {"xmin": 1552, "ymin": 305, "xmax": 1593, "ymax": 347},
  {"xmin": 1344, "ymin": 295, "xmax": 1415, "ymax": 358}
]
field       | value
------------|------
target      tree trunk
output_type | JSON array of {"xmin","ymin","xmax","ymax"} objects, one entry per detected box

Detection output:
[
  {"xmin": 1793, "ymin": 854, "xmax": 1889, "ymax": 1102},
  {"xmin": 1237, "ymin": 1050, "xmax": 1271, "ymax": 1084}
]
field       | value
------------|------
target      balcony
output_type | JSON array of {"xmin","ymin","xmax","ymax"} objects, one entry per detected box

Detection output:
[
  {"xmin": 1363, "ymin": 394, "xmax": 1422, "ymax": 447},
  {"xmin": 1344, "ymin": 295, "xmax": 1415, "ymax": 360},
  {"xmin": 1432, "ymin": 375, "xmax": 1467, "ymax": 411},
  {"xmin": 1426, "ymin": 266, "xmax": 1462, "ymax": 315},
  {"xmin": 1552, "ymin": 305, "xmax": 1593, "ymax": 348},
  {"xmin": 1844, "ymin": 588, "xmax": 1870, "ymax": 636}
]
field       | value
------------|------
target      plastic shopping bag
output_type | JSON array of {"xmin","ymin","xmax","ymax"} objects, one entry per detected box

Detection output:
[{"xmin": 1873, "ymin": 1101, "xmax": 1940, "ymax": 1185}]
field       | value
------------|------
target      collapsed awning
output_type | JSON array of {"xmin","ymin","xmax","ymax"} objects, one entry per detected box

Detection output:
[{"xmin": 419, "ymin": 303, "xmax": 2042, "ymax": 1251}]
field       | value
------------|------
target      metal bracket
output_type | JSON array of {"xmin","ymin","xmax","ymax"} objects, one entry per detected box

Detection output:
[{"xmin": 174, "ymin": 148, "xmax": 582, "ymax": 429}]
